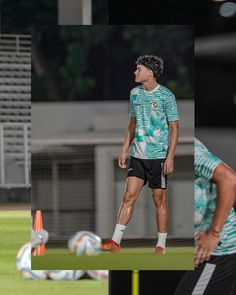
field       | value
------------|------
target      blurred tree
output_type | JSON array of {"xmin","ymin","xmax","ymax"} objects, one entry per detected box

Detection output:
[
  {"xmin": 31, "ymin": 26, "xmax": 193, "ymax": 101},
  {"xmin": 121, "ymin": 25, "xmax": 193, "ymax": 98},
  {"xmin": 32, "ymin": 26, "xmax": 112, "ymax": 100},
  {"xmin": 1, "ymin": 0, "xmax": 57, "ymax": 33}
]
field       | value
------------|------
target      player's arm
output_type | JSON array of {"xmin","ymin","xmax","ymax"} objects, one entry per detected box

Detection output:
[
  {"xmin": 118, "ymin": 117, "xmax": 136, "ymax": 168},
  {"xmin": 163, "ymin": 120, "xmax": 179, "ymax": 175},
  {"xmin": 195, "ymin": 163, "xmax": 236, "ymax": 267},
  {"xmin": 210, "ymin": 163, "xmax": 236, "ymax": 233}
]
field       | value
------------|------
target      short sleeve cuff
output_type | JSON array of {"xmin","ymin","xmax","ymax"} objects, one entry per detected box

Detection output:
[
  {"xmin": 130, "ymin": 112, "xmax": 136, "ymax": 118},
  {"xmin": 196, "ymin": 152, "xmax": 222, "ymax": 181},
  {"xmin": 167, "ymin": 114, "xmax": 179, "ymax": 121},
  {"xmin": 204, "ymin": 156, "xmax": 222, "ymax": 181}
]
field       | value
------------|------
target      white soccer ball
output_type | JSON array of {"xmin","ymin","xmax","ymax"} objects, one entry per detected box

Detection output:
[
  {"xmin": 46, "ymin": 270, "xmax": 85, "ymax": 280},
  {"xmin": 16, "ymin": 243, "xmax": 47, "ymax": 280},
  {"xmin": 68, "ymin": 231, "xmax": 101, "ymax": 256},
  {"xmin": 86, "ymin": 270, "xmax": 109, "ymax": 280}
]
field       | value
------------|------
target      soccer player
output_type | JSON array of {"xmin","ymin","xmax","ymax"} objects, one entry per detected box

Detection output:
[
  {"xmin": 102, "ymin": 55, "xmax": 179, "ymax": 254},
  {"xmin": 175, "ymin": 138, "xmax": 236, "ymax": 294}
]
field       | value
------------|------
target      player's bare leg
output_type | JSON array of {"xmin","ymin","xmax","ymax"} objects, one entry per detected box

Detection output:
[
  {"xmin": 117, "ymin": 176, "xmax": 144, "ymax": 225},
  {"xmin": 102, "ymin": 176, "xmax": 144, "ymax": 252},
  {"xmin": 152, "ymin": 188, "xmax": 169, "ymax": 254}
]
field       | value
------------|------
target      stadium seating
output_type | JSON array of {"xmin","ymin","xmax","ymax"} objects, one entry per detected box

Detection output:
[{"xmin": 0, "ymin": 34, "xmax": 31, "ymax": 188}]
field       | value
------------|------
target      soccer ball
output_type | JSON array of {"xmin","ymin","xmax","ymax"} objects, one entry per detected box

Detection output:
[
  {"xmin": 16, "ymin": 243, "xmax": 47, "ymax": 280},
  {"xmin": 86, "ymin": 270, "xmax": 109, "ymax": 280},
  {"xmin": 68, "ymin": 231, "xmax": 101, "ymax": 256},
  {"xmin": 46, "ymin": 270, "xmax": 85, "ymax": 280}
]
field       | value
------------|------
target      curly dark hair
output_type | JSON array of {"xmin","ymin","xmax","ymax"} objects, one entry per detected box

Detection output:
[{"xmin": 135, "ymin": 55, "xmax": 164, "ymax": 78}]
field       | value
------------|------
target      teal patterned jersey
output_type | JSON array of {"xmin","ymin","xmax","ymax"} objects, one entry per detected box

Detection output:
[
  {"xmin": 129, "ymin": 84, "xmax": 179, "ymax": 159},
  {"xmin": 195, "ymin": 138, "xmax": 236, "ymax": 255}
]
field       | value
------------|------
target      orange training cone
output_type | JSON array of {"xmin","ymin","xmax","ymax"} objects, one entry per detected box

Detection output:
[{"xmin": 33, "ymin": 209, "xmax": 46, "ymax": 256}]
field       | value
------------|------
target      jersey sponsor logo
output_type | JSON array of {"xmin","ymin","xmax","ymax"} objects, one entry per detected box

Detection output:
[
  {"xmin": 151, "ymin": 102, "xmax": 158, "ymax": 109},
  {"xmin": 128, "ymin": 168, "xmax": 133, "ymax": 171}
]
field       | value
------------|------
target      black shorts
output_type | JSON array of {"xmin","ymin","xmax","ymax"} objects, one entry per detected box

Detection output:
[
  {"xmin": 174, "ymin": 254, "xmax": 236, "ymax": 295},
  {"xmin": 127, "ymin": 156, "xmax": 167, "ymax": 189}
]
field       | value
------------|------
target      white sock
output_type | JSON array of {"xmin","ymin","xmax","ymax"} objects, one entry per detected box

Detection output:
[
  {"xmin": 156, "ymin": 232, "xmax": 167, "ymax": 248},
  {"xmin": 111, "ymin": 224, "xmax": 126, "ymax": 245}
]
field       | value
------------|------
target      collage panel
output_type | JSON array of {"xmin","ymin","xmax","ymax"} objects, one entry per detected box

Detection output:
[
  {"xmin": 0, "ymin": 0, "xmax": 235, "ymax": 295},
  {"xmin": 0, "ymin": 28, "xmax": 107, "ymax": 295},
  {"xmin": 30, "ymin": 25, "xmax": 194, "ymax": 271}
]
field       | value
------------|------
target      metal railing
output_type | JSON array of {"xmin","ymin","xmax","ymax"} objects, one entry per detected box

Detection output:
[
  {"xmin": 0, "ymin": 34, "xmax": 31, "ymax": 53},
  {"xmin": 0, "ymin": 122, "xmax": 31, "ymax": 188}
]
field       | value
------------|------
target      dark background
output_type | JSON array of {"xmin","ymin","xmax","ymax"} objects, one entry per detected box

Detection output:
[
  {"xmin": 109, "ymin": 0, "xmax": 236, "ymax": 34},
  {"xmin": 194, "ymin": 1, "xmax": 236, "ymax": 127},
  {"xmin": 0, "ymin": 0, "xmax": 108, "ymax": 30},
  {"xmin": 109, "ymin": 271, "xmax": 185, "ymax": 295},
  {"xmin": 31, "ymin": 26, "xmax": 193, "ymax": 101}
]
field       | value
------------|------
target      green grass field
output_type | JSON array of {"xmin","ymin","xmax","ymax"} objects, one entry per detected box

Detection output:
[
  {"xmin": 32, "ymin": 247, "xmax": 194, "ymax": 270},
  {"xmin": 0, "ymin": 210, "xmax": 108, "ymax": 295}
]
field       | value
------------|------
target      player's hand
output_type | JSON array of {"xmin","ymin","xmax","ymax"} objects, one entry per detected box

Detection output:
[
  {"xmin": 163, "ymin": 157, "xmax": 174, "ymax": 175},
  {"xmin": 118, "ymin": 151, "xmax": 127, "ymax": 168},
  {"xmin": 194, "ymin": 231, "xmax": 220, "ymax": 268}
]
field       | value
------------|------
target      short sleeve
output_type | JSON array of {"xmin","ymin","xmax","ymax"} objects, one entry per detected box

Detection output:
[
  {"xmin": 164, "ymin": 92, "xmax": 179, "ymax": 121},
  {"xmin": 195, "ymin": 149, "xmax": 222, "ymax": 181},
  {"xmin": 129, "ymin": 91, "xmax": 136, "ymax": 118}
]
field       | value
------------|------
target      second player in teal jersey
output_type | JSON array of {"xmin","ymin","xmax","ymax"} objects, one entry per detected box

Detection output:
[
  {"xmin": 175, "ymin": 138, "xmax": 236, "ymax": 294},
  {"xmin": 194, "ymin": 138, "xmax": 236, "ymax": 257},
  {"xmin": 102, "ymin": 55, "xmax": 180, "ymax": 254}
]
